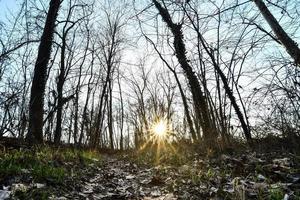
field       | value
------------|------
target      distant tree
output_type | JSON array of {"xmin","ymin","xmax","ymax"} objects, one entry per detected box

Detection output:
[
  {"xmin": 116, "ymin": 67, "xmax": 125, "ymax": 150},
  {"xmin": 54, "ymin": 1, "xmax": 90, "ymax": 144},
  {"xmin": 92, "ymin": 7, "xmax": 125, "ymax": 148},
  {"xmin": 127, "ymin": 60, "xmax": 151, "ymax": 148},
  {"xmin": 142, "ymin": 34, "xmax": 197, "ymax": 141},
  {"xmin": 27, "ymin": 0, "xmax": 61, "ymax": 144}
]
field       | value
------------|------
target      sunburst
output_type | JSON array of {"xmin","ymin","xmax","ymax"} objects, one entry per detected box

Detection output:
[
  {"xmin": 138, "ymin": 117, "xmax": 177, "ymax": 164},
  {"xmin": 152, "ymin": 119, "xmax": 168, "ymax": 140}
]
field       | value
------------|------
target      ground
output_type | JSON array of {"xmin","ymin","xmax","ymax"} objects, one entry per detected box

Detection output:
[{"xmin": 0, "ymin": 146, "xmax": 299, "ymax": 199}]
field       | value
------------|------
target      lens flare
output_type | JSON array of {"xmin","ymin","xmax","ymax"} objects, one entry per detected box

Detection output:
[
  {"xmin": 138, "ymin": 118, "xmax": 176, "ymax": 165},
  {"xmin": 152, "ymin": 120, "xmax": 168, "ymax": 139}
]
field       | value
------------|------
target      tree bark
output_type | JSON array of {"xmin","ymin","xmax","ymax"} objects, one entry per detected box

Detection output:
[
  {"xmin": 254, "ymin": 0, "xmax": 300, "ymax": 66},
  {"xmin": 27, "ymin": 0, "xmax": 61, "ymax": 144},
  {"xmin": 152, "ymin": 0, "xmax": 217, "ymax": 148}
]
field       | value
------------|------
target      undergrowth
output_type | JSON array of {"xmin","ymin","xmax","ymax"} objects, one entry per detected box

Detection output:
[{"xmin": 0, "ymin": 146, "xmax": 102, "ymax": 184}]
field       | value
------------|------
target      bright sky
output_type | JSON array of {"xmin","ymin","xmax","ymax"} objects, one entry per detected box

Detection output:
[{"xmin": 0, "ymin": 0, "xmax": 18, "ymax": 21}]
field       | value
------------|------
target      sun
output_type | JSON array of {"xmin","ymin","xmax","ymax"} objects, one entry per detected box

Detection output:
[
  {"xmin": 139, "ymin": 118, "xmax": 176, "ymax": 165},
  {"xmin": 153, "ymin": 120, "xmax": 167, "ymax": 138},
  {"xmin": 151, "ymin": 119, "xmax": 170, "ymax": 142}
]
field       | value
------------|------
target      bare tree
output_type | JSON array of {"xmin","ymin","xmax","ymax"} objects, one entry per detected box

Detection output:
[{"xmin": 27, "ymin": 0, "xmax": 62, "ymax": 144}]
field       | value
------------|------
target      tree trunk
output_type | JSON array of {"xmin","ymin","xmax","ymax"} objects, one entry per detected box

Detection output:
[
  {"xmin": 27, "ymin": 0, "xmax": 61, "ymax": 144},
  {"xmin": 117, "ymin": 70, "xmax": 124, "ymax": 150},
  {"xmin": 152, "ymin": 0, "xmax": 217, "ymax": 148},
  {"xmin": 174, "ymin": 72, "xmax": 197, "ymax": 141},
  {"xmin": 54, "ymin": 35, "xmax": 66, "ymax": 144},
  {"xmin": 93, "ymin": 80, "xmax": 108, "ymax": 147},
  {"xmin": 254, "ymin": 0, "xmax": 300, "ymax": 66},
  {"xmin": 108, "ymin": 80, "xmax": 114, "ymax": 150},
  {"xmin": 79, "ymin": 53, "xmax": 94, "ymax": 146},
  {"xmin": 213, "ymin": 62, "xmax": 252, "ymax": 145}
]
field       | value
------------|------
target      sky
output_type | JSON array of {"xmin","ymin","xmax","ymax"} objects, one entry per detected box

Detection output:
[
  {"xmin": 0, "ymin": 0, "xmax": 298, "ymax": 140},
  {"xmin": 0, "ymin": 0, "xmax": 18, "ymax": 21}
]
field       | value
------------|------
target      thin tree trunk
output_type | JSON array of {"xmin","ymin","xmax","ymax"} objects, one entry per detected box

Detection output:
[
  {"xmin": 108, "ymin": 80, "xmax": 114, "ymax": 150},
  {"xmin": 54, "ymin": 4, "xmax": 79, "ymax": 144},
  {"xmin": 214, "ymin": 63, "xmax": 252, "ymax": 144},
  {"xmin": 54, "ymin": 35, "xmax": 66, "ymax": 144},
  {"xmin": 117, "ymin": 70, "xmax": 124, "ymax": 150},
  {"xmin": 183, "ymin": 6, "xmax": 253, "ymax": 146},
  {"xmin": 173, "ymin": 72, "xmax": 197, "ymax": 141},
  {"xmin": 73, "ymin": 32, "xmax": 89, "ymax": 145},
  {"xmin": 145, "ymin": 36, "xmax": 197, "ymax": 141},
  {"xmin": 79, "ymin": 54, "xmax": 94, "ymax": 146},
  {"xmin": 68, "ymin": 108, "xmax": 73, "ymax": 144},
  {"xmin": 94, "ymin": 80, "xmax": 108, "ymax": 147}
]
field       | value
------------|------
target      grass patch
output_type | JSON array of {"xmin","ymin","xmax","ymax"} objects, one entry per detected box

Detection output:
[
  {"xmin": 14, "ymin": 188, "xmax": 50, "ymax": 200},
  {"xmin": 130, "ymin": 142, "xmax": 194, "ymax": 167},
  {"xmin": 80, "ymin": 149, "xmax": 101, "ymax": 164},
  {"xmin": 32, "ymin": 165, "xmax": 65, "ymax": 183},
  {"xmin": 0, "ymin": 146, "xmax": 102, "ymax": 184},
  {"xmin": 268, "ymin": 188, "xmax": 284, "ymax": 200},
  {"xmin": 0, "ymin": 149, "xmax": 65, "ymax": 183}
]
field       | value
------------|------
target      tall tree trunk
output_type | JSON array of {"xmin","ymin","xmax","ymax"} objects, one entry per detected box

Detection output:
[
  {"xmin": 79, "ymin": 86, "xmax": 91, "ymax": 146},
  {"xmin": 68, "ymin": 108, "xmax": 73, "ymax": 144},
  {"xmin": 53, "ymin": 4, "xmax": 79, "ymax": 144},
  {"xmin": 79, "ymin": 53, "xmax": 94, "ymax": 146},
  {"xmin": 254, "ymin": 0, "xmax": 300, "ymax": 66},
  {"xmin": 152, "ymin": 0, "xmax": 217, "ymax": 148},
  {"xmin": 54, "ymin": 35, "xmax": 66, "ymax": 144},
  {"xmin": 216, "ymin": 71, "xmax": 230, "ymax": 145},
  {"xmin": 73, "ymin": 89, "xmax": 80, "ymax": 144},
  {"xmin": 27, "ymin": 0, "xmax": 61, "ymax": 144},
  {"xmin": 117, "ymin": 70, "xmax": 124, "ymax": 150},
  {"xmin": 108, "ymin": 80, "xmax": 114, "ymax": 150},
  {"xmin": 213, "ymin": 63, "xmax": 252, "ymax": 145},
  {"xmin": 73, "ymin": 33, "xmax": 89, "ymax": 145},
  {"xmin": 93, "ymin": 80, "xmax": 108, "ymax": 147}
]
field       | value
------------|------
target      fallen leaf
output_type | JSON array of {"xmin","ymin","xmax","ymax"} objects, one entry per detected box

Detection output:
[
  {"xmin": 150, "ymin": 189, "xmax": 161, "ymax": 197},
  {"xmin": 0, "ymin": 190, "xmax": 10, "ymax": 200},
  {"xmin": 126, "ymin": 175, "xmax": 135, "ymax": 180}
]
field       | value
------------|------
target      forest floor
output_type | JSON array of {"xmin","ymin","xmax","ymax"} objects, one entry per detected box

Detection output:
[{"xmin": 0, "ymin": 144, "xmax": 299, "ymax": 200}]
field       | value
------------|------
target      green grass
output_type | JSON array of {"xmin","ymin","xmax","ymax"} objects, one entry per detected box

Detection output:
[
  {"xmin": 0, "ymin": 146, "xmax": 102, "ymax": 184},
  {"xmin": 268, "ymin": 188, "xmax": 284, "ymax": 200},
  {"xmin": 130, "ymin": 142, "xmax": 193, "ymax": 167},
  {"xmin": 32, "ymin": 165, "xmax": 65, "ymax": 183},
  {"xmin": 80, "ymin": 149, "xmax": 101, "ymax": 163},
  {"xmin": 0, "ymin": 149, "xmax": 65, "ymax": 183},
  {"xmin": 14, "ymin": 188, "xmax": 50, "ymax": 200}
]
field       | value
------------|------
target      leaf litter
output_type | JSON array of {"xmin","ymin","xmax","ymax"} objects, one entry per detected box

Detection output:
[{"xmin": 0, "ymin": 151, "xmax": 299, "ymax": 199}]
